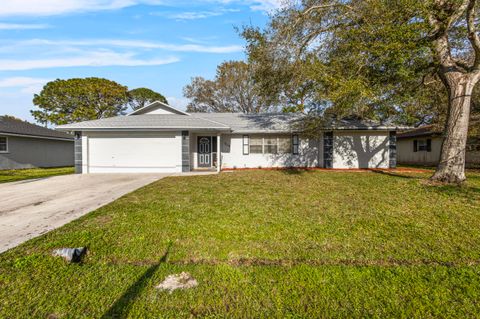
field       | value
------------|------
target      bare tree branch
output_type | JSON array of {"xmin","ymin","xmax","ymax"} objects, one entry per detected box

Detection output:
[
  {"xmin": 467, "ymin": 0, "xmax": 480, "ymax": 70},
  {"xmin": 303, "ymin": 3, "xmax": 353, "ymax": 16}
]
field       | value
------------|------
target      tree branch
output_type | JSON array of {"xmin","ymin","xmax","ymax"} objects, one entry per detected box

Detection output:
[
  {"xmin": 303, "ymin": 3, "xmax": 353, "ymax": 16},
  {"xmin": 467, "ymin": 0, "xmax": 480, "ymax": 69}
]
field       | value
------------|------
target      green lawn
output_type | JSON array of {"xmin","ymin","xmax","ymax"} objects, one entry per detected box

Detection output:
[
  {"xmin": 1, "ymin": 169, "xmax": 480, "ymax": 318},
  {"xmin": 0, "ymin": 167, "xmax": 74, "ymax": 183}
]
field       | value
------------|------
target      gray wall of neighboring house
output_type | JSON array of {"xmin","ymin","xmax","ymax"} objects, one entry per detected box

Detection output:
[
  {"xmin": 0, "ymin": 135, "xmax": 74, "ymax": 170},
  {"xmin": 397, "ymin": 137, "xmax": 442, "ymax": 166},
  {"xmin": 398, "ymin": 136, "xmax": 480, "ymax": 168}
]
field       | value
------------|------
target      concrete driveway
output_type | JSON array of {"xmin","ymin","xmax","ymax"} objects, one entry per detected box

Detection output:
[{"xmin": 0, "ymin": 173, "xmax": 170, "ymax": 253}]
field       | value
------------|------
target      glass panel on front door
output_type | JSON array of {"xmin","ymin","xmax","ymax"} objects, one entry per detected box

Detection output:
[{"xmin": 198, "ymin": 136, "xmax": 212, "ymax": 167}]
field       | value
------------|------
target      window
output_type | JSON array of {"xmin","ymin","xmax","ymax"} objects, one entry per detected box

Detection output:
[
  {"xmin": 292, "ymin": 134, "xmax": 299, "ymax": 155},
  {"xmin": 414, "ymin": 139, "xmax": 431, "ymax": 152},
  {"xmin": 0, "ymin": 137, "xmax": 7, "ymax": 152},
  {"xmin": 264, "ymin": 137, "xmax": 278, "ymax": 154},
  {"xmin": 242, "ymin": 135, "xmax": 249, "ymax": 155},
  {"xmin": 250, "ymin": 137, "xmax": 263, "ymax": 154},
  {"xmin": 417, "ymin": 139, "xmax": 427, "ymax": 151},
  {"xmin": 278, "ymin": 137, "xmax": 291, "ymax": 154},
  {"xmin": 247, "ymin": 135, "xmax": 298, "ymax": 155}
]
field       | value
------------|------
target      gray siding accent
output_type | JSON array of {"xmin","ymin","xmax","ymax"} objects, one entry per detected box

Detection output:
[
  {"xmin": 389, "ymin": 131, "xmax": 397, "ymax": 168},
  {"xmin": 181, "ymin": 131, "xmax": 190, "ymax": 172},
  {"xmin": 74, "ymin": 132, "xmax": 82, "ymax": 174},
  {"xmin": 323, "ymin": 131, "xmax": 333, "ymax": 168},
  {"xmin": 0, "ymin": 135, "xmax": 74, "ymax": 170}
]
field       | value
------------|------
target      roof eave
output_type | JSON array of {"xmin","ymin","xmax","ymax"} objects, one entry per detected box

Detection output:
[
  {"xmin": 56, "ymin": 127, "xmax": 232, "ymax": 132},
  {"xmin": 0, "ymin": 131, "xmax": 73, "ymax": 141}
]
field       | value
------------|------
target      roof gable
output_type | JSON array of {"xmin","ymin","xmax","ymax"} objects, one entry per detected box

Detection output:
[{"xmin": 128, "ymin": 101, "xmax": 189, "ymax": 116}]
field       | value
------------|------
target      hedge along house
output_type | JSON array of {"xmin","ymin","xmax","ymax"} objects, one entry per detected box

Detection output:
[{"xmin": 56, "ymin": 101, "xmax": 402, "ymax": 174}]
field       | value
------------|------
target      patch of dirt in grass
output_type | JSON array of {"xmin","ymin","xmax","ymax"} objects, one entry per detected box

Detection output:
[
  {"xmin": 156, "ymin": 272, "xmax": 198, "ymax": 293},
  {"xmin": 92, "ymin": 214, "xmax": 113, "ymax": 225}
]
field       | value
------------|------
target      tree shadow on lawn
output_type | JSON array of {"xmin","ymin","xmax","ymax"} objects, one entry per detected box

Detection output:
[
  {"xmin": 370, "ymin": 169, "xmax": 422, "ymax": 179},
  {"xmin": 100, "ymin": 242, "xmax": 172, "ymax": 319}
]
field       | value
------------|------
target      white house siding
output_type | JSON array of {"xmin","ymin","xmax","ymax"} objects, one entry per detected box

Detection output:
[
  {"xmin": 220, "ymin": 134, "xmax": 321, "ymax": 169},
  {"xmin": 81, "ymin": 131, "xmax": 182, "ymax": 173},
  {"xmin": 397, "ymin": 137, "xmax": 442, "ymax": 165},
  {"xmin": 333, "ymin": 131, "xmax": 390, "ymax": 169}
]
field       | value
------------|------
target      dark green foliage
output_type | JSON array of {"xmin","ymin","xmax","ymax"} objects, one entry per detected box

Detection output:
[
  {"xmin": 127, "ymin": 88, "xmax": 168, "ymax": 111},
  {"xmin": 31, "ymin": 78, "xmax": 129, "ymax": 126}
]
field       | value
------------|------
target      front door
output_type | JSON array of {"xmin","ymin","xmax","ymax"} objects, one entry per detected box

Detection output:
[{"xmin": 198, "ymin": 136, "xmax": 212, "ymax": 167}]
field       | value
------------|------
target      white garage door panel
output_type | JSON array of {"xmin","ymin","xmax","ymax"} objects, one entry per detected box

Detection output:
[{"xmin": 88, "ymin": 134, "xmax": 181, "ymax": 173}]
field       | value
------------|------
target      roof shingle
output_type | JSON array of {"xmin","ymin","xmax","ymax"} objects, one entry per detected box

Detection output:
[{"xmin": 0, "ymin": 116, "xmax": 73, "ymax": 140}]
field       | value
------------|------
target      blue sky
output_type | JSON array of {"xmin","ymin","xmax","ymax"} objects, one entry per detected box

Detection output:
[{"xmin": 0, "ymin": 0, "xmax": 280, "ymax": 123}]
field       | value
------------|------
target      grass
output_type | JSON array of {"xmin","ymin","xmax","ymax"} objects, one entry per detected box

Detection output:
[
  {"xmin": 0, "ymin": 166, "xmax": 74, "ymax": 183},
  {"xmin": 1, "ymin": 169, "xmax": 480, "ymax": 318}
]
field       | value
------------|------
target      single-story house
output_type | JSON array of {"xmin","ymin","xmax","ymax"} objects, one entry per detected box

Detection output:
[
  {"xmin": 397, "ymin": 125, "xmax": 480, "ymax": 168},
  {"xmin": 57, "ymin": 101, "xmax": 404, "ymax": 174},
  {"xmin": 0, "ymin": 116, "xmax": 74, "ymax": 170}
]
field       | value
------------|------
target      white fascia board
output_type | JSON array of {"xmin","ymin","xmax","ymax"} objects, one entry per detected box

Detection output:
[
  {"xmin": 127, "ymin": 101, "xmax": 190, "ymax": 116},
  {"xmin": 56, "ymin": 127, "xmax": 232, "ymax": 132}
]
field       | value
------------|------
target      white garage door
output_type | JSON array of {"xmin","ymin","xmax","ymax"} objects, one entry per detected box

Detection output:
[{"xmin": 87, "ymin": 132, "xmax": 181, "ymax": 173}]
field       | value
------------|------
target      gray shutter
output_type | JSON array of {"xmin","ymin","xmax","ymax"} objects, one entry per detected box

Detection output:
[
  {"xmin": 74, "ymin": 131, "xmax": 82, "ymax": 174},
  {"xmin": 292, "ymin": 134, "xmax": 299, "ymax": 155},
  {"xmin": 413, "ymin": 140, "xmax": 418, "ymax": 152},
  {"xmin": 181, "ymin": 131, "xmax": 190, "ymax": 172},
  {"xmin": 389, "ymin": 131, "xmax": 397, "ymax": 168},
  {"xmin": 323, "ymin": 131, "xmax": 333, "ymax": 168}
]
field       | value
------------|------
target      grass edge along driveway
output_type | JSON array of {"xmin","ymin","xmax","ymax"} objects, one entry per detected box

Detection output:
[{"xmin": 0, "ymin": 166, "xmax": 74, "ymax": 183}]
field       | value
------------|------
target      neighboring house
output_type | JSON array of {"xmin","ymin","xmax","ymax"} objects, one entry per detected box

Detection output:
[
  {"xmin": 0, "ymin": 116, "xmax": 74, "ymax": 170},
  {"xmin": 397, "ymin": 125, "xmax": 480, "ymax": 167},
  {"xmin": 57, "ymin": 101, "xmax": 403, "ymax": 174}
]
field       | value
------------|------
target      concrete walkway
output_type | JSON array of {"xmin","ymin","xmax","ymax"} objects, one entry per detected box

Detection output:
[{"xmin": 0, "ymin": 173, "xmax": 171, "ymax": 253}]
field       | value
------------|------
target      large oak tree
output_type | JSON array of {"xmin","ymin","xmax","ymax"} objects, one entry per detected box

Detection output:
[{"xmin": 244, "ymin": 0, "xmax": 480, "ymax": 183}]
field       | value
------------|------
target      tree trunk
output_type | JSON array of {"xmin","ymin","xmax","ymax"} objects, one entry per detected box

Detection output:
[{"xmin": 431, "ymin": 73, "xmax": 475, "ymax": 184}]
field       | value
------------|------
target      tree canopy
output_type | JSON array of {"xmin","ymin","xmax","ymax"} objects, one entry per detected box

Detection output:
[
  {"xmin": 128, "ymin": 88, "xmax": 168, "ymax": 110},
  {"xmin": 184, "ymin": 61, "xmax": 275, "ymax": 113},
  {"xmin": 241, "ymin": 0, "xmax": 480, "ymax": 183},
  {"xmin": 31, "ymin": 78, "xmax": 129, "ymax": 126}
]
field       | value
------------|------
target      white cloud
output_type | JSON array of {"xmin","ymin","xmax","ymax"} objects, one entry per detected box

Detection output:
[
  {"xmin": 247, "ymin": 0, "xmax": 285, "ymax": 12},
  {"xmin": 0, "ymin": 51, "xmax": 179, "ymax": 71},
  {"xmin": 167, "ymin": 11, "xmax": 224, "ymax": 20},
  {"xmin": 154, "ymin": 8, "xmax": 240, "ymax": 20},
  {"xmin": 0, "ymin": 0, "xmax": 162, "ymax": 17},
  {"xmin": 15, "ymin": 38, "xmax": 244, "ymax": 54},
  {"xmin": 0, "ymin": 77, "xmax": 51, "ymax": 94},
  {"xmin": 0, "ymin": 23, "xmax": 49, "ymax": 30},
  {"xmin": 0, "ymin": 0, "xmax": 284, "ymax": 17}
]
